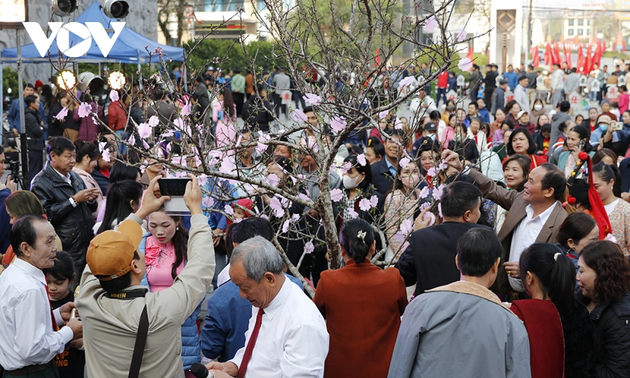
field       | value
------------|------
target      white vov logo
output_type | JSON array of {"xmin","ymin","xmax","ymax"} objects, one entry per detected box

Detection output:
[{"xmin": 23, "ymin": 22, "xmax": 125, "ymax": 58}]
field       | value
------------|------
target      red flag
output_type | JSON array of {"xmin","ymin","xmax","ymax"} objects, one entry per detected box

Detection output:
[
  {"xmin": 531, "ymin": 47, "xmax": 540, "ymax": 68},
  {"xmin": 585, "ymin": 44, "xmax": 593, "ymax": 73},
  {"xmin": 593, "ymin": 41, "xmax": 602, "ymax": 66},
  {"xmin": 375, "ymin": 48, "xmax": 380, "ymax": 66},
  {"xmin": 553, "ymin": 43, "xmax": 562, "ymax": 65},
  {"xmin": 466, "ymin": 46, "xmax": 474, "ymax": 61},
  {"xmin": 564, "ymin": 44, "xmax": 572, "ymax": 69},
  {"xmin": 577, "ymin": 44, "xmax": 584, "ymax": 73},
  {"xmin": 583, "ymin": 154, "xmax": 612, "ymax": 239},
  {"xmin": 544, "ymin": 43, "xmax": 552, "ymax": 66}
]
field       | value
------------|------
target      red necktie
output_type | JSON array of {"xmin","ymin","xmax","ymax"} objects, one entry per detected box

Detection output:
[
  {"xmin": 237, "ymin": 308, "xmax": 264, "ymax": 378},
  {"xmin": 45, "ymin": 285, "xmax": 59, "ymax": 332}
]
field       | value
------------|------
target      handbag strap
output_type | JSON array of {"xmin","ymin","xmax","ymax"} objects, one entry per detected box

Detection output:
[{"xmin": 128, "ymin": 305, "xmax": 149, "ymax": 378}]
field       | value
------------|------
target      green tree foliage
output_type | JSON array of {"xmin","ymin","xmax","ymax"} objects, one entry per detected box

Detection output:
[
  {"xmin": 184, "ymin": 39, "xmax": 286, "ymax": 77},
  {"xmin": 3, "ymin": 66, "xmax": 19, "ymax": 98}
]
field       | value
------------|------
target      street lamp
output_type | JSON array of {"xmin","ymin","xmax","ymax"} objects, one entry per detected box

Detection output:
[
  {"xmin": 57, "ymin": 70, "xmax": 77, "ymax": 91},
  {"xmin": 108, "ymin": 71, "xmax": 126, "ymax": 90}
]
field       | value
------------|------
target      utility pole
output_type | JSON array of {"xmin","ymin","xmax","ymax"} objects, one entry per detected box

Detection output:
[{"xmin": 525, "ymin": 0, "xmax": 533, "ymax": 66}]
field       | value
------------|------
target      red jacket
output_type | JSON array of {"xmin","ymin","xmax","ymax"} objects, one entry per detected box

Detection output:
[
  {"xmin": 437, "ymin": 71, "xmax": 449, "ymax": 88},
  {"xmin": 108, "ymin": 100, "xmax": 128, "ymax": 131}
]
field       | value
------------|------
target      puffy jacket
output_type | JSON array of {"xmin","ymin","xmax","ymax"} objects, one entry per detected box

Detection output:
[
  {"xmin": 73, "ymin": 102, "xmax": 103, "ymax": 142},
  {"xmin": 31, "ymin": 163, "xmax": 96, "ymax": 273},
  {"xmin": 588, "ymin": 292, "xmax": 630, "ymax": 377},
  {"xmin": 138, "ymin": 233, "xmax": 202, "ymax": 370},
  {"xmin": 108, "ymin": 100, "xmax": 128, "ymax": 131},
  {"xmin": 24, "ymin": 107, "xmax": 45, "ymax": 150}
]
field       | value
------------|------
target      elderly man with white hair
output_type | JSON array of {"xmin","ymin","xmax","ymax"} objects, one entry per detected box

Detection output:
[{"xmin": 206, "ymin": 236, "xmax": 329, "ymax": 378}]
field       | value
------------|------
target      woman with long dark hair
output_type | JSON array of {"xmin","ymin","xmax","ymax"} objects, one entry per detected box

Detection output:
[
  {"xmin": 139, "ymin": 208, "xmax": 201, "ymax": 376},
  {"xmin": 577, "ymin": 241, "xmax": 630, "ymax": 376},
  {"xmin": 213, "ymin": 86, "xmax": 237, "ymax": 147},
  {"xmin": 95, "ymin": 180, "xmax": 143, "ymax": 234},
  {"xmin": 592, "ymin": 162, "xmax": 630, "ymax": 255},
  {"xmin": 556, "ymin": 212, "xmax": 599, "ymax": 268},
  {"xmin": 313, "ymin": 219, "xmax": 407, "ymax": 378},
  {"xmin": 558, "ymin": 125, "xmax": 594, "ymax": 177},
  {"xmin": 516, "ymin": 243, "xmax": 593, "ymax": 378}
]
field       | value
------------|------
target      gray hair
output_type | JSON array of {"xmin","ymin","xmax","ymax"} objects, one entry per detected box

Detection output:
[{"xmin": 231, "ymin": 236, "xmax": 283, "ymax": 282}]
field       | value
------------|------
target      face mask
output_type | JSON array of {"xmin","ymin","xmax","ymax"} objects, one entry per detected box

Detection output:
[
  {"xmin": 534, "ymin": 104, "xmax": 543, "ymax": 111},
  {"xmin": 455, "ymin": 134, "xmax": 462, "ymax": 142},
  {"xmin": 429, "ymin": 134, "xmax": 436, "ymax": 141},
  {"xmin": 343, "ymin": 174, "xmax": 363, "ymax": 189},
  {"xmin": 401, "ymin": 174, "xmax": 420, "ymax": 188},
  {"xmin": 599, "ymin": 124, "xmax": 608, "ymax": 132},
  {"xmin": 446, "ymin": 106, "xmax": 455, "ymax": 111}
]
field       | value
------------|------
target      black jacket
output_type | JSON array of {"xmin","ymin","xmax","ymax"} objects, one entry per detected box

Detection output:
[
  {"xmin": 370, "ymin": 157, "xmax": 395, "ymax": 198},
  {"xmin": 24, "ymin": 107, "xmax": 45, "ymax": 149},
  {"xmin": 91, "ymin": 169, "xmax": 110, "ymax": 196},
  {"xmin": 395, "ymin": 222, "xmax": 487, "ymax": 296},
  {"xmin": 555, "ymin": 299, "xmax": 594, "ymax": 378},
  {"xmin": 583, "ymin": 292, "xmax": 630, "ymax": 377},
  {"xmin": 31, "ymin": 163, "xmax": 96, "ymax": 273},
  {"xmin": 241, "ymin": 94, "xmax": 274, "ymax": 132}
]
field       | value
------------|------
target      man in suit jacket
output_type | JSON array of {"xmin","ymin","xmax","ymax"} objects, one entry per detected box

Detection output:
[
  {"xmin": 442, "ymin": 150, "xmax": 567, "ymax": 296},
  {"xmin": 396, "ymin": 181, "xmax": 488, "ymax": 296},
  {"xmin": 370, "ymin": 129, "xmax": 404, "ymax": 197}
]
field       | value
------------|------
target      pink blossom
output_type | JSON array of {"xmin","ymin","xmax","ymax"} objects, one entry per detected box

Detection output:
[
  {"xmin": 359, "ymin": 198, "xmax": 371, "ymax": 211},
  {"xmin": 194, "ymin": 156, "xmax": 202, "ymax": 167},
  {"xmin": 357, "ymin": 154, "xmax": 367, "ymax": 166},
  {"xmin": 438, "ymin": 203, "xmax": 443, "ymax": 218},
  {"xmin": 55, "ymin": 107, "xmax": 68, "ymax": 120},
  {"xmin": 399, "ymin": 76, "xmax": 416, "ymax": 87},
  {"xmin": 330, "ymin": 188, "xmax": 343, "ymax": 202},
  {"xmin": 137, "ymin": 123, "xmax": 152, "ymax": 139},
  {"xmin": 142, "ymin": 140, "xmax": 150, "ymax": 149},
  {"xmin": 102, "ymin": 149, "xmax": 111, "ymax": 162},
  {"xmin": 458, "ymin": 57, "xmax": 473, "ymax": 71},
  {"xmin": 340, "ymin": 162, "xmax": 352, "ymax": 174},
  {"xmin": 399, "ymin": 157, "xmax": 410, "ymax": 168},
  {"xmin": 109, "ymin": 90, "xmax": 119, "ymax": 102},
  {"xmin": 139, "ymin": 164, "xmax": 147, "ymax": 174},
  {"xmin": 181, "ymin": 101, "xmax": 191, "ymax": 116},
  {"xmin": 438, "ymin": 160, "xmax": 448, "ymax": 170},
  {"xmin": 293, "ymin": 109, "xmax": 308, "ymax": 123},
  {"xmin": 304, "ymin": 241, "xmax": 315, "ymax": 254},
  {"xmin": 394, "ymin": 118, "xmax": 403, "ymax": 130},
  {"xmin": 427, "ymin": 166, "xmax": 438, "ymax": 177},
  {"xmin": 370, "ymin": 195, "xmax": 379, "ymax": 208},
  {"xmin": 605, "ymin": 234, "xmax": 618, "ymax": 243},
  {"xmin": 269, "ymin": 196, "xmax": 285, "ymax": 217},
  {"xmin": 98, "ymin": 142, "xmax": 107, "ymax": 152},
  {"xmin": 219, "ymin": 157, "xmax": 236, "ymax": 174},
  {"xmin": 282, "ymin": 219, "xmax": 291, "ymax": 233},
  {"xmin": 198, "ymin": 174, "xmax": 208, "ymax": 186},
  {"xmin": 298, "ymin": 193, "xmax": 311, "ymax": 203},
  {"xmin": 267, "ymin": 173, "xmax": 280, "ymax": 186},
  {"xmin": 457, "ymin": 29, "xmax": 467, "ymax": 42},
  {"xmin": 224, "ymin": 204, "xmax": 234, "ymax": 215},
  {"xmin": 419, "ymin": 186, "xmax": 430, "ymax": 199},
  {"xmin": 202, "ymin": 196, "xmax": 215, "ymax": 208},
  {"xmin": 303, "ymin": 93, "xmax": 322, "ymax": 105},
  {"xmin": 148, "ymin": 116, "xmax": 160, "ymax": 127},
  {"xmin": 78, "ymin": 102, "xmax": 91, "ymax": 118},
  {"xmin": 347, "ymin": 209, "xmax": 358, "ymax": 219},
  {"xmin": 423, "ymin": 211, "xmax": 436, "ymax": 226},
  {"xmin": 400, "ymin": 218, "xmax": 413, "ymax": 235},
  {"xmin": 379, "ymin": 110, "xmax": 389, "ymax": 119},
  {"xmin": 330, "ymin": 117, "xmax": 347, "ymax": 134},
  {"xmin": 329, "ymin": 164, "xmax": 337, "ymax": 173},
  {"xmin": 433, "ymin": 185, "xmax": 444, "ymax": 201},
  {"xmin": 424, "ymin": 15, "xmax": 438, "ymax": 31},
  {"xmin": 301, "ymin": 136, "xmax": 319, "ymax": 153},
  {"xmin": 128, "ymin": 134, "xmax": 136, "ymax": 146}
]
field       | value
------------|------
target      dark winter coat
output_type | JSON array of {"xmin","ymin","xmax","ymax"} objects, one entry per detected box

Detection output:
[
  {"xmin": 24, "ymin": 107, "xmax": 45, "ymax": 150},
  {"xmin": 31, "ymin": 163, "xmax": 96, "ymax": 274}
]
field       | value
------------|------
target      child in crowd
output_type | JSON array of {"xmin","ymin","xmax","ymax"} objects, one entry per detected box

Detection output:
[{"xmin": 44, "ymin": 251, "xmax": 85, "ymax": 378}]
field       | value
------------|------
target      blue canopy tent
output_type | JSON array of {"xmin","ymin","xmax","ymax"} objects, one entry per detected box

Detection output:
[
  {"xmin": 0, "ymin": 1, "xmax": 185, "ymax": 142},
  {"xmin": 1, "ymin": 1, "xmax": 185, "ymax": 64}
]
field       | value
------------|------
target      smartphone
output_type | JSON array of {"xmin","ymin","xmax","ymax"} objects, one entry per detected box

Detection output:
[
  {"xmin": 158, "ymin": 178, "xmax": 191, "ymax": 196},
  {"xmin": 611, "ymin": 121, "xmax": 623, "ymax": 131}
]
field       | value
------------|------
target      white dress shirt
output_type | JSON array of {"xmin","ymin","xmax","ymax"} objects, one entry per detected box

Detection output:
[
  {"xmin": 0, "ymin": 258, "xmax": 74, "ymax": 370},
  {"xmin": 508, "ymin": 203, "xmax": 557, "ymax": 292},
  {"xmin": 230, "ymin": 276, "xmax": 329, "ymax": 378},
  {"xmin": 217, "ymin": 263, "xmax": 231, "ymax": 287}
]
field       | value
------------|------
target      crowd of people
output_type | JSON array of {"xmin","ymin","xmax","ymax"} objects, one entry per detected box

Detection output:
[{"xmin": 1, "ymin": 56, "xmax": 630, "ymax": 378}]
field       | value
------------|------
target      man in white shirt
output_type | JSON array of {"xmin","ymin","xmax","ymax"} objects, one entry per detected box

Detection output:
[
  {"xmin": 0, "ymin": 214, "xmax": 82, "ymax": 377},
  {"xmin": 550, "ymin": 63, "xmax": 565, "ymax": 106},
  {"xmin": 513, "ymin": 75, "xmax": 530, "ymax": 113},
  {"xmin": 206, "ymin": 236, "xmax": 329, "ymax": 378},
  {"xmin": 442, "ymin": 150, "xmax": 567, "ymax": 297}
]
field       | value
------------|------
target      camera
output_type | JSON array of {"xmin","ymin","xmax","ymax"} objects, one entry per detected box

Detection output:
[{"xmin": 158, "ymin": 178, "xmax": 191, "ymax": 216}]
